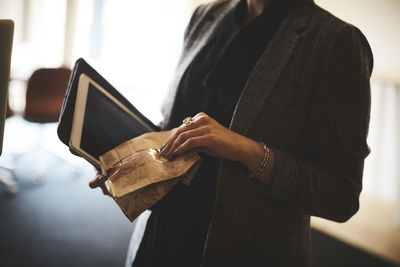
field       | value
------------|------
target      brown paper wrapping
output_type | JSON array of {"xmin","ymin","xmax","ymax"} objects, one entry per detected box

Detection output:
[{"xmin": 99, "ymin": 130, "xmax": 201, "ymax": 221}]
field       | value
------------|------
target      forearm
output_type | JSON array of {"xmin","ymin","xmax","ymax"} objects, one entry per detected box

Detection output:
[
  {"xmin": 269, "ymin": 148, "xmax": 365, "ymax": 222},
  {"xmin": 236, "ymin": 134, "xmax": 365, "ymax": 222},
  {"xmin": 239, "ymin": 138, "xmax": 363, "ymax": 222}
]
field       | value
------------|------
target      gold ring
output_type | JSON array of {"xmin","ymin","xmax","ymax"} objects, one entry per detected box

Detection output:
[
  {"xmin": 96, "ymin": 174, "xmax": 106, "ymax": 183},
  {"xmin": 182, "ymin": 117, "xmax": 193, "ymax": 127}
]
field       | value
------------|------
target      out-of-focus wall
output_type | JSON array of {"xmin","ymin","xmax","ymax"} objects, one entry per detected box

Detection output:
[
  {"xmin": 0, "ymin": 0, "xmax": 67, "ymax": 78},
  {"xmin": 0, "ymin": 0, "xmax": 25, "ymax": 41},
  {"xmin": 316, "ymin": 0, "xmax": 400, "ymax": 83}
]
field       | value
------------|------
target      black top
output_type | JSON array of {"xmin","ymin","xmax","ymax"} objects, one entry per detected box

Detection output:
[{"xmin": 133, "ymin": 1, "xmax": 293, "ymax": 266}]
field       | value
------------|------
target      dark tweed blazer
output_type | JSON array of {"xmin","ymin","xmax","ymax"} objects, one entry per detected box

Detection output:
[{"xmin": 160, "ymin": 0, "xmax": 373, "ymax": 266}]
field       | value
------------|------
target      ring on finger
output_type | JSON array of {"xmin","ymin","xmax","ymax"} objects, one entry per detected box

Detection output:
[
  {"xmin": 96, "ymin": 174, "xmax": 105, "ymax": 181},
  {"xmin": 182, "ymin": 116, "xmax": 194, "ymax": 127}
]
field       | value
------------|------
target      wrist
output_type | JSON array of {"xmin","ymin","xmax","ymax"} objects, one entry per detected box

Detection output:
[
  {"xmin": 239, "ymin": 138, "xmax": 275, "ymax": 185},
  {"xmin": 239, "ymin": 138, "xmax": 265, "ymax": 172},
  {"xmin": 249, "ymin": 142, "xmax": 270, "ymax": 178}
]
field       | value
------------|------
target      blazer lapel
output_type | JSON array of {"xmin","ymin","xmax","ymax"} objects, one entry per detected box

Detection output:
[{"xmin": 229, "ymin": 0, "xmax": 313, "ymax": 135}]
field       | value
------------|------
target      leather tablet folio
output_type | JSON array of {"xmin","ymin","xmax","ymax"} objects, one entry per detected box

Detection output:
[
  {"xmin": 57, "ymin": 58, "xmax": 159, "ymax": 168},
  {"xmin": 0, "ymin": 20, "xmax": 14, "ymax": 156}
]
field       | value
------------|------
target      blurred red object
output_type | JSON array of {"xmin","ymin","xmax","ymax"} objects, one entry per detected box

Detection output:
[{"xmin": 24, "ymin": 67, "xmax": 71, "ymax": 123}]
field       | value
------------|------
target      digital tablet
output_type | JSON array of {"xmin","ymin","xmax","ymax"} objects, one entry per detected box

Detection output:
[{"xmin": 70, "ymin": 73, "xmax": 155, "ymax": 168}]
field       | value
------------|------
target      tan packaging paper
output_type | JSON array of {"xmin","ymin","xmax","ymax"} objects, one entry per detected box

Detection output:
[{"xmin": 99, "ymin": 130, "xmax": 201, "ymax": 221}]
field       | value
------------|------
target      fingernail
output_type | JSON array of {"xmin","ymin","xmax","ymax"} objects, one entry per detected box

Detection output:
[
  {"xmin": 159, "ymin": 146, "xmax": 166, "ymax": 156},
  {"xmin": 165, "ymin": 151, "xmax": 170, "ymax": 159},
  {"xmin": 160, "ymin": 144, "xmax": 166, "ymax": 152},
  {"xmin": 168, "ymin": 151, "xmax": 176, "ymax": 161},
  {"xmin": 169, "ymin": 149, "xmax": 179, "ymax": 161}
]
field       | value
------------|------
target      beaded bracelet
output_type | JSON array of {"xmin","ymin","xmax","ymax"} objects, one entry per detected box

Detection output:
[{"xmin": 249, "ymin": 142, "xmax": 270, "ymax": 178}]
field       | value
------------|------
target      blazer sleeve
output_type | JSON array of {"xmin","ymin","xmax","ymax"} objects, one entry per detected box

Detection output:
[{"xmin": 268, "ymin": 24, "xmax": 373, "ymax": 222}]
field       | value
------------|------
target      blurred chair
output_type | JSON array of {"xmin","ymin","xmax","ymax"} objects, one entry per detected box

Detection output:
[
  {"xmin": 23, "ymin": 67, "xmax": 71, "ymax": 183},
  {"xmin": 24, "ymin": 67, "xmax": 71, "ymax": 123}
]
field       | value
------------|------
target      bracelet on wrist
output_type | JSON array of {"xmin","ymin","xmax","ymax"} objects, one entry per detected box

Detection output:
[{"xmin": 249, "ymin": 142, "xmax": 270, "ymax": 178}]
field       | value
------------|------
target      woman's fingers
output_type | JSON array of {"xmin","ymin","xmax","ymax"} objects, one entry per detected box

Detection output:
[
  {"xmin": 160, "ymin": 112, "xmax": 219, "ymax": 160},
  {"xmin": 174, "ymin": 135, "xmax": 217, "ymax": 157},
  {"xmin": 160, "ymin": 115, "xmax": 200, "ymax": 158},
  {"xmin": 89, "ymin": 172, "xmax": 111, "ymax": 196},
  {"xmin": 166, "ymin": 126, "xmax": 211, "ymax": 159},
  {"xmin": 89, "ymin": 175, "xmax": 103, "ymax": 188},
  {"xmin": 159, "ymin": 127, "xmax": 179, "ymax": 158}
]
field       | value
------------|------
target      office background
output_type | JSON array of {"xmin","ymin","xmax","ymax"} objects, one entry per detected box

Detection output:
[{"xmin": 0, "ymin": 0, "xmax": 399, "ymax": 266}]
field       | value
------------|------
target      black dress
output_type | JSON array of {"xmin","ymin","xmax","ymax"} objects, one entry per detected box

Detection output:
[{"xmin": 133, "ymin": 1, "xmax": 294, "ymax": 266}]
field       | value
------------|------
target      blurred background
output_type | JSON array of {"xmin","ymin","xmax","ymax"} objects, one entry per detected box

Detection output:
[{"xmin": 0, "ymin": 0, "xmax": 399, "ymax": 266}]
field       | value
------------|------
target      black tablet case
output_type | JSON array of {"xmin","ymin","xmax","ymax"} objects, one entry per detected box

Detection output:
[{"xmin": 57, "ymin": 58, "xmax": 160, "ymax": 148}]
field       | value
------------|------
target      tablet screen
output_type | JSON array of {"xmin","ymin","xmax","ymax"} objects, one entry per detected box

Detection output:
[
  {"xmin": 80, "ymin": 83, "xmax": 151, "ymax": 159},
  {"xmin": 70, "ymin": 74, "xmax": 154, "ymax": 167}
]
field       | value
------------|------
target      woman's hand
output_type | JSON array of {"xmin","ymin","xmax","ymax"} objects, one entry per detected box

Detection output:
[
  {"xmin": 89, "ymin": 171, "xmax": 111, "ymax": 197},
  {"xmin": 70, "ymin": 149, "xmax": 112, "ymax": 194},
  {"xmin": 160, "ymin": 112, "xmax": 275, "ymax": 184}
]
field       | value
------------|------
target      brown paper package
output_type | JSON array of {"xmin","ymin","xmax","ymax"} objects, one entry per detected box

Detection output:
[{"xmin": 99, "ymin": 130, "xmax": 201, "ymax": 221}]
